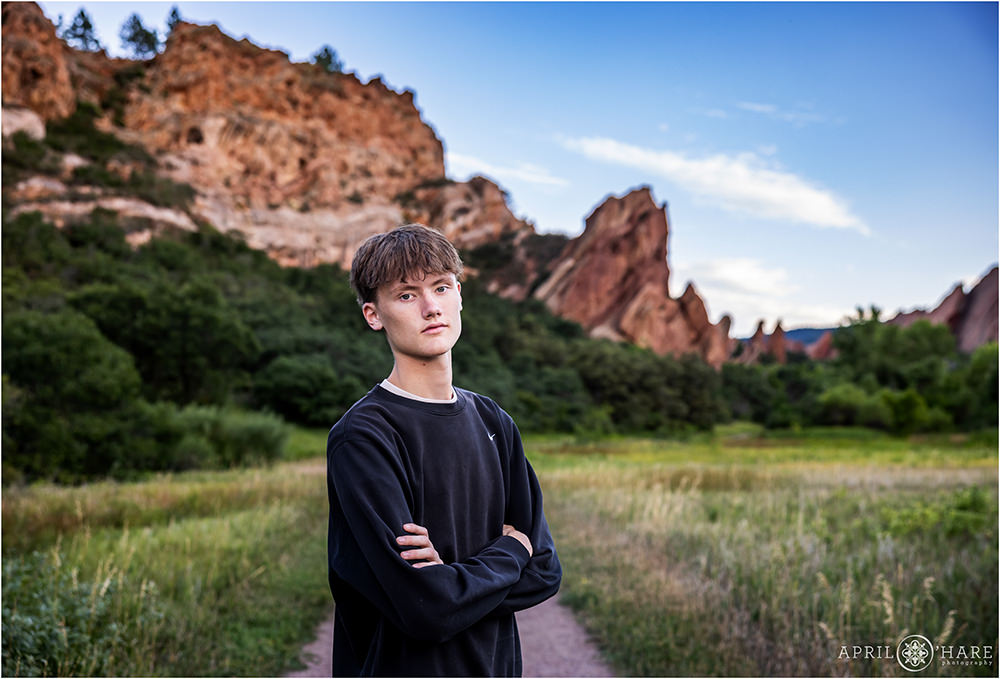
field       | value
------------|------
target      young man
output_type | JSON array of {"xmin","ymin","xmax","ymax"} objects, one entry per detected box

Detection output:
[{"xmin": 326, "ymin": 224, "xmax": 561, "ymax": 676}]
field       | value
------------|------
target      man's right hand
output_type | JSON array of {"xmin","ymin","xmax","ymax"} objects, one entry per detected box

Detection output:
[{"xmin": 502, "ymin": 524, "xmax": 532, "ymax": 557}]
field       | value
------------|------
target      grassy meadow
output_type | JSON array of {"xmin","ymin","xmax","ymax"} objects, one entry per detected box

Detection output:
[
  {"xmin": 2, "ymin": 424, "xmax": 996, "ymax": 676},
  {"xmin": 534, "ymin": 425, "xmax": 998, "ymax": 676},
  {"xmin": 2, "ymin": 455, "xmax": 331, "ymax": 677}
]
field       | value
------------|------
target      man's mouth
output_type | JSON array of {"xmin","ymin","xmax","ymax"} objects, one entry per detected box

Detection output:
[{"xmin": 422, "ymin": 323, "xmax": 448, "ymax": 334}]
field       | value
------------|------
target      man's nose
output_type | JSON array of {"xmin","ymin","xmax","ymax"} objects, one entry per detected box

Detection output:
[{"xmin": 422, "ymin": 296, "xmax": 442, "ymax": 318}]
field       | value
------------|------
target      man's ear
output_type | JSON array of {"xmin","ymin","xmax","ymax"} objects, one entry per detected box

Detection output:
[
  {"xmin": 457, "ymin": 281, "xmax": 463, "ymax": 311},
  {"xmin": 362, "ymin": 302, "xmax": 383, "ymax": 331}
]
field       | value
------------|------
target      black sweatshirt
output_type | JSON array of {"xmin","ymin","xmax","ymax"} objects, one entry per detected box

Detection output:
[{"xmin": 326, "ymin": 384, "xmax": 562, "ymax": 677}]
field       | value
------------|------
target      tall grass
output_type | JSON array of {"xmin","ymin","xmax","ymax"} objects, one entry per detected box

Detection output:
[
  {"xmin": 4, "ymin": 427, "xmax": 995, "ymax": 677},
  {"xmin": 532, "ymin": 434, "xmax": 997, "ymax": 676},
  {"xmin": 3, "ymin": 461, "xmax": 331, "ymax": 677}
]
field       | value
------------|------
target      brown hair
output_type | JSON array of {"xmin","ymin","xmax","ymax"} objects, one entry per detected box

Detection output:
[{"xmin": 350, "ymin": 224, "xmax": 463, "ymax": 305}]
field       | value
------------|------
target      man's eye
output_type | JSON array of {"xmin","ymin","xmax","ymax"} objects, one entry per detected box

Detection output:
[
  {"xmin": 436, "ymin": 286, "xmax": 448, "ymax": 293},
  {"xmin": 399, "ymin": 293, "xmax": 413, "ymax": 301}
]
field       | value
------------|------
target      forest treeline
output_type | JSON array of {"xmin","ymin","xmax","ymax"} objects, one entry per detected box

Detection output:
[
  {"xmin": 4, "ymin": 207, "xmax": 995, "ymax": 484},
  {"xmin": 2, "ymin": 108, "xmax": 996, "ymax": 483}
]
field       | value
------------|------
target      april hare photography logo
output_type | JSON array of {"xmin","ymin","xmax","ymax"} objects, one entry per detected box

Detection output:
[
  {"xmin": 838, "ymin": 634, "xmax": 994, "ymax": 672},
  {"xmin": 897, "ymin": 634, "xmax": 934, "ymax": 672}
]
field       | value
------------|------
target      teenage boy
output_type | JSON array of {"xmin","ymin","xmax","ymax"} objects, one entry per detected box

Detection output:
[{"xmin": 326, "ymin": 224, "xmax": 562, "ymax": 677}]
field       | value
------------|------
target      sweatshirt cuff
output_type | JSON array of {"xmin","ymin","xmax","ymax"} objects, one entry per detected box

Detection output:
[{"xmin": 496, "ymin": 534, "xmax": 531, "ymax": 568}]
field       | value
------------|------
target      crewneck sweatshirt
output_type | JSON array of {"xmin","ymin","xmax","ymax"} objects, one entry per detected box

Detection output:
[{"xmin": 327, "ymin": 384, "xmax": 561, "ymax": 677}]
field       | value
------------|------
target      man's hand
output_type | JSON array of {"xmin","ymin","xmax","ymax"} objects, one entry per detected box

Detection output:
[
  {"xmin": 503, "ymin": 524, "xmax": 533, "ymax": 558},
  {"xmin": 396, "ymin": 523, "xmax": 444, "ymax": 568}
]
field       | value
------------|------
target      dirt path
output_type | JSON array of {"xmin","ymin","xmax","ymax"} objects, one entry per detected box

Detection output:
[
  {"xmin": 516, "ymin": 594, "xmax": 615, "ymax": 677},
  {"xmin": 285, "ymin": 594, "xmax": 614, "ymax": 677}
]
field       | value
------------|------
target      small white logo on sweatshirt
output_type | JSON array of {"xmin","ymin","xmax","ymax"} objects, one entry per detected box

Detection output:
[{"xmin": 488, "ymin": 432, "xmax": 496, "ymax": 441}]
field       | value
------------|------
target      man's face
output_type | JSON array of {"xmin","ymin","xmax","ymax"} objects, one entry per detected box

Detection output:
[{"xmin": 362, "ymin": 272, "xmax": 463, "ymax": 362}]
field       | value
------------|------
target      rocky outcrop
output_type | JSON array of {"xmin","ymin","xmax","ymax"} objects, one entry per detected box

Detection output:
[
  {"xmin": 888, "ymin": 266, "xmax": 998, "ymax": 353},
  {"xmin": 1, "ymin": 3, "xmax": 76, "ymax": 120},
  {"xmin": 409, "ymin": 176, "xmax": 533, "ymax": 252},
  {"xmin": 2, "ymin": 105, "xmax": 46, "ymax": 139},
  {"xmin": 2, "ymin": 3, "xmax": 739, "ymax": 366},
  {"xmin": 735, "ymin": 320, "xmax": 803, "ymax": 364},
  {"xmin": 806, "ymin": 330, "xmax": 837, "ymax": 360},
  {"xmin": 769, "ymin": 322, "xmax": 787, "ymax": 365},
  {"xmin": 955, "ymin": 267, "xmax": 999, "ymax": 352},
  {"xmin": 533, "ymin": 187, "xmax": 732, "ymax": 366},
  {"xmin": 124, "ymin": 21, "xmax": 444, "ymax": 214},
  {"xmin": 1, "ymin": 3, "xmax": 449, "ymax": 269}
]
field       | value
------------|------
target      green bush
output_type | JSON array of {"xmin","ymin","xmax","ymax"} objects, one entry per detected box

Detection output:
[
  {"xmin": 2, "ymin": 309, "xmax": 143, "ymax": 482},
  {"xmin": 70, "ymin": 277, "xmax": 260, "ymax": 404},
  {"xmin": 172, "ymin": 405, "xmax": 289, "ymax": 467},
  {"xmin": 254, "ymin": 354, "xmax": 365, "ymax": 426},
  {"xmin": 2, "ymin": 131, "xmax": 61, "ymax": 184},
  {"xmin": 45, "ymin": 102, "xmax": 151, "ymax": 166},
  {"xmin": 883, "ymin": 486, "xmax": 992, "ymax": 538}
]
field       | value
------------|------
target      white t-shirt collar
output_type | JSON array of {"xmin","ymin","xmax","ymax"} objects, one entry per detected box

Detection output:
[{"xmin": 380, "ymin": 379, "xmax": 457, "ymax": 404}]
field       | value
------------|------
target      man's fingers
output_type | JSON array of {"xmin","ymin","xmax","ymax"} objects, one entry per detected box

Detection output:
[
  {"xmin": 397, "ymin": 523, "xmax": 443, "ymax": 567},
  {"xmin": 400, "ymin": 547, "xmax": 436, "ymax": 561},
  {"xmin": 396, "ymin": 534, "xmax": 431, "ymax": 547}
]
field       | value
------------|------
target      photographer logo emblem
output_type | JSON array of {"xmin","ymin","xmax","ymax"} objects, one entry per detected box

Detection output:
[{"xmin": 897, "ymin": 634, "xmax": 934, "ymax": 672}]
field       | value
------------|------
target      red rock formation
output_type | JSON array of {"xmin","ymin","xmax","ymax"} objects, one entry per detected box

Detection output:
[
  {"xmin": 769, "ymin": 321, "xmax": 787, "ymax": 364},
  {"xmin": 806, "ymin": 330, "xmax": 837, "ymax": 360},
  {"xmin": 735, "ymin": 320, "xmax": 802, "ymax": 364},
  {"xmin": 412, "ymin": 176, "xmax": 533, "ymax": 252},
  {"xmin": 533, "ymin": 187, "xmax": 732, "ymax": 366},
  {"xmin": 891, "ymin": 283, "xmax": 965, "ymax": 331},
  {"xmin": 1, "ymin": 2, "xmax": 76, "ymax": 119},
  {"xmin": 122, "ymin": 21, "xmax": 444, "ymax": 214},
  {"xmin": 736, "ymin": 321, "xmax": 767, "ymax": 364},
  {"xmin": 2, "ymin": 4, "xmax": 738, "ymax": 366},
  {"xmin": 888, "ymin": 266, "xmax": 998, "ymax": 353},
  {"xmin": 955, "ymin": 267, "xmax": 998, "ymax": 352}
]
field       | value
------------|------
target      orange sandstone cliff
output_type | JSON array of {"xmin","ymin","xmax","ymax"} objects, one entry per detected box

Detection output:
[
  {"xmin": 532, "ymin": 188, "xmax": 733, "ymax": 366},
  {"xmin": 1, "ymin": 2, "xmax": 739, "ymax": 366}
]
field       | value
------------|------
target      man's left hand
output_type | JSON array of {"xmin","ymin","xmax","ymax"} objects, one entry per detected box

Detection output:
[{"xmin": 396, "ymin": 523, "xmax": 444, "ymax": 568}]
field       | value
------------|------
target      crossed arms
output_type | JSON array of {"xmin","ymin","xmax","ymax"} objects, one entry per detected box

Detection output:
[
  {"xmin": 397, "ymin": 522, "xmax": 533, "ymax": 567},
  {"xmin": 328, "ymin": 425, "xmax": 561, "ymax": 643}
]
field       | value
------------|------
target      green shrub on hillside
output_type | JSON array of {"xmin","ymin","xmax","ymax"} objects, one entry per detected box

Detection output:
[
  {"xmin": 172, "ymin": 405, "xmax": 288, "ymax": 467},
  {"xmin": 254, "ymin": 354, "xmax": 365, "ymax": 426},
  {"xmin": 2, "ymin": 309, "xmax": 144, "ymax": 483}
]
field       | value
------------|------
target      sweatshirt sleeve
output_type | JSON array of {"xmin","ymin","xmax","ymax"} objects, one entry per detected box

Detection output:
[
  {"xmin": 328, "ymin": 430, "xmax": 530, "ymax": 644},
  {"xmin": 490, "ymin": 419, "xmax": 562, "ymax": 617}
]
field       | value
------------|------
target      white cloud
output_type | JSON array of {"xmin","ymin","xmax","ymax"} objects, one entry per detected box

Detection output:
[
  {"xmin": 561, "ymin": 136, "xmax": 869, "ymax": 234},
  {"xmin": 658, "ymin": 122, "xmax": 670, "ymax": 132},
  {"xmin": 446, "ymin": 152, "xmax": 569, "ymax": 189},
  {"xmin": 737, "ymin": 101, "xmax": 776, "ymax": 114},
  {"xmin": 674, "ymin": 257, "xmax": 795, "ymax": 298},
  {"xmin": 737, "ymin": 101, "xmax": 830, "ymax": 126},
  {"xmin": 672, "ymin": 258, "xmax": 852, "ymax": 335},
  {"xmin": 705, "ymin": 108, "xmax": 729, "ymax": 119}
]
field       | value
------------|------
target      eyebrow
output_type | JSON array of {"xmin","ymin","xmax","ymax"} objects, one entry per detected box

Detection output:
[{"xmin": 388, "ymin": 276, "xmax": 452, "ymax": 294}]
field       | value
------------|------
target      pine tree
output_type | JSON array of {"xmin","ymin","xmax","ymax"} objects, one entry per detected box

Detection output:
[
  {"xmin": 120, "ymin": 13, "xmax": 161, "ymax": 59},
  {"xmin": 61, "ymin": 9, "xmax": 102, "ymax": 51},
  {"xmin": 166, "ymin": 6, "xmax": 182, "ymax": 34},
  {"xmin": 312, "ymin": 45, "xmax": 344, "ymax": 73}
]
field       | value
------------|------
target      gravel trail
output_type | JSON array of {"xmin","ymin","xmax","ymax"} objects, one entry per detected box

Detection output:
[{"xmin": 285, "ymin": 594, "xmax": 614, "ymax": 677}]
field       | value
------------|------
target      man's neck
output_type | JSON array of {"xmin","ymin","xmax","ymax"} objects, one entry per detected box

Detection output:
[{"xmin": 386, "ymin": 353, "xmax": 454, "ymax": 401}]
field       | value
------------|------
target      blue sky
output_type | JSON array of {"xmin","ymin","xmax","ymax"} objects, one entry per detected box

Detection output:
[{"xmin": 38, "ymin": 1, "xmax": 998, "ymax": 335}]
